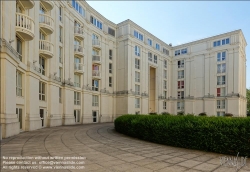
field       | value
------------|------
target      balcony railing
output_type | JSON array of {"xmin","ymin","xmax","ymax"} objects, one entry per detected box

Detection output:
[
  {"xmin": 74, "ymin": 45, "xmax": 83, "ymax": 53},
  {"xmin": 39, "ymin": 40, "xmax": 53, "ymax": 58},
  {"xmin": 74, "ymin": 63, "xmax": 83, "ymax": 71},
  {"xmin": 92, "ymin": 55, "xmax": 101, "ymax": 63},
  {"xmin": 39, "ymin": 14, "xmax": 54, "ymax": 34},
  {"xmin": 92, "ymin": 70, "xmax": 100, "ymax": 77},
  {"xmin": 74, "ymin": 26, "xmax": 84, "ymax": 35},
  {"xmin": 74, "ymin": 82, "xmax": 81, "ymax": 88},
  {"xmin": 16, "ymin": 13, "xmax": 35, "ymax": 40}
]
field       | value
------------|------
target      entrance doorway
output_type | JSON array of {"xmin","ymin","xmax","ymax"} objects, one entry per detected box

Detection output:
[
  {"xmin": 16, "ymin": 108, "xmax": 23, "ymax": 130},
  {"xmin": 74, "ymin": 110, "xmax": 80, "ymax": 123},
  {"xmin": 40, "ymin": 109, "xmax": 45, "ymax": 127},
  {"xmin": 92, "ymin": 111, "xmax": 98, "ymax": 123}
]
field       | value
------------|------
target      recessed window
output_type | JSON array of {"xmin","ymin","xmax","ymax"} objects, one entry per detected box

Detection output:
[
  {"xmin": 156, "ymin": 43, "xmax": 160, "ymax": 50},
  {"xmin": 163, "ymin": 80, "xmax": 167, "ymax": 89},
  {"xmin": 217, "ymin": 52, "xmax": 226, "ymax": 61},
  {"xmin": 154, "ymin": 55, "xmax": 157, "ymax": 64},
  {"xmin": 147, "ymin": 39, "xmax": 152, "ymax": 46},
  {"xmin": 163, "ymin": 48, "xmax": 169, "ymax": 55},
  {"xmin": 217, "ymin": 64, "xmax": 226, "ymax": 73},
  {"xmin": 59, "ymin": 88, "xmax": 62, "ymax": 103},
  {"xmin": 135, "ymin": 45, "xmax": 140, "ymax": 56},
  {"xmin": 217, "ymin": 111, "xmax": 225, "ymax": 117},
  {"xmin": 135, "ymin": 59, "xmax": 140, "ymax": 69},
  {"xmin": 178, "ymin": 81, "xmax": 184, "ymax": 89},
  {"xmin": 163, "ymin": 91, "xmax": 167, "ymax": 98},
  {"xmin": 163, "ymin": 102, "xmax": 167, "ymax": 110},
  {"xmin": 148, "ymin": 52, "xmax": 152, "ymax": 61},
  {"xmin": 108, "ymin": 27, "xmax": 115, "ymax": 37},
  {"xmin": 109, "ymin": 63, "xmax": 112, "ymax": 73},
  {"xmin": 39, "ymin": 56, "xmax": 45, "ymax": 75},
  {"xmin": 175, "ymin": 48, "xmax": 187, "ymax": 56},
  {"xmin": 109, "ymin": 50, "xmax": 112, "ymax": 60},
  {"xmin": 74, "ymin": 91, "xmax": 80, "ymax": 105},
  {"xmin": 16, "ymin": 37, "xmax": 22, "ymax": 61},
  {"xmin": 90, "ymin": 16, "xmax": 102, "ymax": 30},
  {"xmin": 217, "ymin": 100, "xmax": 225, "ymax": 109},
  {"xmin": 135, "ymin": 85, "xmax": 140, "ymax": 95},
  {"xmin": 135, "ymin": 71, "xmax": 140, "ymax": 82},
  {"xmin": 134, "ymin": 30, "xmax": 143, "ymax": 41},
  {"xmin": 39, "ymin": 81, "xmax": 46, "ymax": 101},
  {"xmin": 59, "ymin": 67, "xmax": 62, "ymax": 82},
  {"xmin": 74, "ymin": 74, "xmax": 80, "ymax": 88},
  {"xmin": 92, "ymin": 95, "xmax": 99, "ymax": 106},
  {"xmin": 163, "ymin": 70, "xmax": 167, "ymax": 79},
  {"xmin": 178, "ymin": 60, "xmax": 184, "ymax": 68},
  {"xmin": 109, "ymin": 77, "xmax": 112, "ymax": 87},
  {"xmin": 135, "ymin": 98, "xmax": 140, "ymax": 108},
  {"xmin": 217, "ymin": 87, "xmax": 225, "ymax": 97},
  {"xmin": 72, "ymin": 0, "xmax": 85, "ymax": 16},
  {"xmin": 178, "ymin": 70, "xmax": 184, "ymax": 79},
  {"xmin": 59, "ymin": 47, "xmax": 63, "ymax": 63},
  {"xmin": 16, "ymin": 71, "xmax": 22, "ymax": 96},
  {"xmin": 164, "ymin": 60, "xmax": 167, "ymax": 68},
  {"xmin": 178, "ymin": 91, "xmax": 184, "ymax": 99},
  {"xmin": 92, "ymin": 80, "xmax": 99, "ymax": 91},
  {"xmin": 59, "ymin": 26, "xmax": 63, "ymax": 43},
  {"xmin": 214, "ymin": 38, "xmax": 230, "ymax": 47},
  {"xmin": 177, "ymin": 102, "xmax": 184, "ymax": 110},
  {"xmin": 217, "ymin": 76, "xmax": 226, "ymax": 85},
  {"xmin": 59, "ymin": 6, "xmax": 62, "ymax": 21}
]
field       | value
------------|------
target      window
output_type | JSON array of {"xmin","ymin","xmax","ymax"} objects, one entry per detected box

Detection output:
[
  {"xmin": 39, "ymin": 81, "xmax": 46, "ymax": 101},
  {"xmin": 164, "ymin": 60, "xmax": 167, "ymax": 68},
  {"xmin": 39, "ymin": 56, "xmax": 45, "ymax": 75},
  {"xmin": 217, "ymin": 76, "xmax": 226, "ymax": 85},
  {"xmin": 148, "ymin": 52, "xmax": 152, "ymax": 61},
  {"xmin": 59, "ymin": 88, "xmax": 62, "ymax": 103},
  {"xmin": 74, "ymin": 75, "xmax": 80, "ymax": 88},
  {"xmin": 163, "ymin": 91, "xmax": 167, "ymax": 98},
  {"xmin": 154, "ymin": 55, "xmax": 157, "ymax": 64},
  {"xmin": 135, "ymin": 71, "xmax": 140, "ymax": 82},
  {"xmin": 92, "ymin": 49, "xmax": 99, "ymax": 56},
  {"xmin": 178, "ymin": 60, "xmax": 184, "ymax": 68},
  {"xmin": 109, "ymin": 77, "xmax": 112, "ymax": 87},
  {"xmin": 59, "ymin": 6, "xmax": 62, "ymax": 21},
  {"xmin": 217, "ymin": 100, "xmax": 225, "ymax": 109},
  {"xmin": 92, "ymin": 80, "xmax": 99, "ymax": 91},
  {"xmin": 72, "ymin": 0, "xmax": 85, "ymax": 16},
  {"xmin": 135, "ymin": 85, "xmax": 140, "ymax": 95},
  {"xmin": 92, "ymin": 95, "xmax": 99, "ymax": 106},
  {"xmin": 74, "ymin": 92, "xmax": 80, "ymax": 105},
  {"xmin": 16, "ymin": 37, "xmax": 22, "ymax": 61},
  {"xmin": 109, "ymin": 63, "xmax": 112, "ymax": 73},
  {"xmin": 59, "ymin": 27, "xmax": 63, "ymax": 43},
  {"xmin": 163, "ymin": 48, "xmax": 169, "ymax": 55},
  {"xmin": 59, "ymin": 47, "xmax": 63, "ymax": 63},
  {"xmin": 214, "ymin": 38, "xmax": 230, "ymax": 47},
  {"xmin": 175, "ymin": 48, "xmax": 187, "ymax": 56},
  {"xmin": 59, "ymin": 67, "xmax": 62, "ymax": 81},
  {"xmin": 217, "ymin": 111, "xmax": 225, "ymax": 117},
  {"xmin": 163, "ymin": 70, "xmax": 167, "ymax": 79},
  {"xmin": 177, "ymin": 102, "xmax": 184, "ymax": 110},
  {"xmin": 134, "ymin": 30, "xmax": 143, "ymax": 41},
  {"xmin": 163, "ymin": 80, "xmax": 167, "ymax": 89},
  {"xmin": 178, "ymin": 70, "xmax": 184, "ymax": 79},
  {"xmin": 16, "ymin": 71, "xmax": 22, "ymax": 96},
  {"xmin": 217, "ymin": 52, "xmax": 226, "ymax": 61},
  {"xmin": 135, "ymin": 98, "xmax": 140, "ymax": 108},
  {"xmin": 163, "ymin": 102, "xmax": 167, "ymax": 110},
  {"xmin": 135, "ymin": 45, "xmax": 140, "ymax": 56},
  {"xmin": 109, "ymin": 50, "xmax": 112, "ymax": 60},
  {"xmin": 217, "ymin": 64, "xmax": 226, "ymax": 73},
  {"xmin": 108, "ymin": 27, "xmax": 115, "ymax": 37},
  {"xmin": 217, "ymin": 87, "xmax": 226, "ymax": 97},
  {"xmin": 178, "ymin": 91, "xmax": 184, "ymax": 99},
  {"xmin": 90, "ymin": 16, "xmax": 102, "ymax": 30},
  {"xmin": 135, "ymin": 59, "xmax": 140, "ymax": 69},
  {"xmin": 156, "ymin": 43, "xmax": 160, "ymax": 50},
  {"xmin": 74, "ymin": 110, "xmax": 80, "ymax": 123},
  {"xmin": 148, "ymin": 39, "xmax": 152, "ymax": 46},
  {"xmin": 178, "ymin": 81, "xmax": 184, "ymax": 89}
]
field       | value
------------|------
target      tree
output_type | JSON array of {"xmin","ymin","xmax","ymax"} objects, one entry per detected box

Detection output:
[{"xmin": 247, "ymin": 88, "xmax": 250, "ymax": 116}]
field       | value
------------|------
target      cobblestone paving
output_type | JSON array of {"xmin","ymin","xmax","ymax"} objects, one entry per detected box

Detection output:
[{"xmin": 1, "ymin": 123, "xmax": 249, "ymax": 172}]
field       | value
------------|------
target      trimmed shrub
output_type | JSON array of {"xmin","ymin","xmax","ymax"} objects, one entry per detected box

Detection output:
[
  {"xmin": 162, "ymin": 112, "xmax": 170, "ymax": 115},
  {"xmin": 199, "ymin": 112, "xmax": 207, "ymax": 116},
  {"xmin": 225, "ymin": 113, "xmax": 233, "ymax": 117},
  {"xmin": 177, "ymin": 111, "xmax": 185, "ymax": 115},
  {"xmin": 149, "ymin": 112, "xmax": 157, "ymax": 115},
  {"xmin": 115, "ymin": 115, "xmax": 250, "ymax": 156}
]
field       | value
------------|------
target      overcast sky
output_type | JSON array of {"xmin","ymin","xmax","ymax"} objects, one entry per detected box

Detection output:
[{"xmin": 87, "ymin": 1, "xmax": 250, "ymax": 88}]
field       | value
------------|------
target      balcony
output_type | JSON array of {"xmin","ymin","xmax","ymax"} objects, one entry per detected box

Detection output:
[
  {"xmin": 18, "ymin": 0, "xmax": 34, "ymax": 9},
  {"xmin": 74, "ymin": 45, "xmax": 84, "ymax": 57},
  {"xmin": 39, "ymin": 40, "xmax": 54, "ymax": 58},
  {"xmin": 16, "ymin": 13, "xmax": 35, "ymax": 41},
  {"xmin": 74, "ymin": 26, "xmax": 84, "ymax": 40},
  {"xmin": 92, "ymin": 55, "xmax": 101, "ymax": 64},
  {"xmin": 40, "ymin": 0, "xmax": 54, "ymax": 11},
  {"xmin": 74, "ymin": 63, "xmax": 84, "ymax": 74},
  {"xmin": 39, "ymin": 14, "xmax": 54, "ymax": 35},
  {"xmin": 92, "ymin": 70, "xmax": 101, "ymax": 79},
  {"xmin": 92, "ymin": 39, "xmax": 101, "ymax": 50}
]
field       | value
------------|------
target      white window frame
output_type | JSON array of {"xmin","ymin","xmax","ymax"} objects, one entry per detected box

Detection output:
[
  {"xmin": 154, "ymin": 55, "xmax": 157, "ymax": 64},
  {"xmin": 217, "ymin": 100, "xmax": 225, "ymax": 109},
  {"xmin": 177, "ymin": 91, "xmax": 184, "ymax": 99},
  {"xmin": 135, "ymin": 45, "xmax": 140, "ymax": 56},
  {"xmin": 16, "ymin": 71, "xmax": 22, "ymax": 96},
  {"xmin": 164, "ymin": 60, "xmax": 167, "ymax": 68},
  {"xmin": 135, "ymin": 58, "xmax": 140, "ymax": 69},
  {"xmin": 178, "ymin": 70, "xmax": 184, "ymax": 79},
  {"xmin": 163, "ymin": 80, "xmax": 167, "ymax": 89},
  {"xmin": 39, "ymin": 81, "xmax": 46, "ymax": 101},
  {"xmin": 177, "ymin": 102, "xmax": 184, "ymax": 110},
  {"xmin": 92, "ymin": 95, "xmax": 99, "ymax": 106},
  {"xmin": 217, "ymin": 52, "xmax": 226, "ymax": 62},
  {"xmin": 178, "ymin": 60, "xmax": 184, "ymax": 68},
  {"xmin": 163, "ymin": 101, "xmax": 167, "ymax": 110},
  {"xmin": 92, "ymin": 80, "xmax": 99, "ymax": 91},
  {"xmin": 135, "ymin": 84, "xmax": 140, "ymax": 95},
  {"xmin": 134, "ymin": 30, "xmax": 143, "ymax": 41},
  {"xmin": 59, "ymin": 87, "xmax": 62, "ymax": 103},
  {"xmin": 163, "ymin": 70, "xmax": 167, "ymax": 79},
  {"xmin": 148, "ymin": 38, "xmax": 152, "ymax": 46},
  {"xmin": 148, "ymin": 52, "xmax": 152, "ymax": 61},
  {"xmin": 135, "ymin": 98, "xmax": 140, "ymax": 108},
  {"xmin": 135, "ymin": 71, "xmax": 140, "ymax": 82},
  {"xmin": 109, "ymin": 77, "xmax": 112, "ymax": 87},
  {"xmin": 178, "ymin": 81, "xmax": 184, "ymax": 89},
  {"xmin": 217, "ymin": 76, "xmax": 226, "ymax": 85},
  {"xmin": 74, "ymin": 91, "xmax": 80, "ymax": 105},
  {"xmin": 217, "ymin": 63, "xmax": 226, "ymax": 73},
  {"xmin": 156, "ymin": 43, "xmax": 160, "ymax": 50}
]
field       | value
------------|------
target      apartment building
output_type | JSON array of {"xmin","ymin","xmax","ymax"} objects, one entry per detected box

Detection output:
[{"xmin": 0, "ymin": 0, "xmax": 247, "ymax": 138}]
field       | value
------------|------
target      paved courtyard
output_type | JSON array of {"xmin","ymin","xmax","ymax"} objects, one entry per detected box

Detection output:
[{"xmin": 1, "ymin": 123, "xmax": 249, "ymax": 172}]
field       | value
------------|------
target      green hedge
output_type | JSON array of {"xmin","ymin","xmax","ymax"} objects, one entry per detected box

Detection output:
[{"xmin": 115, "ymin": 115, "xmax": 250, "ymax": 156}]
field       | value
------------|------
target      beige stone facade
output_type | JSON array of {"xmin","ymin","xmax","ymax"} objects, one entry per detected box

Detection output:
[{"xmin": 0, "ymin": 0, "xmax": 247, "ymax": 138}]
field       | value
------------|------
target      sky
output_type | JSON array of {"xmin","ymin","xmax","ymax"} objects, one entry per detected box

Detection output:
[{"xmin": 87, "ymin": 1, "xmax": 250, "ymax": 88}]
